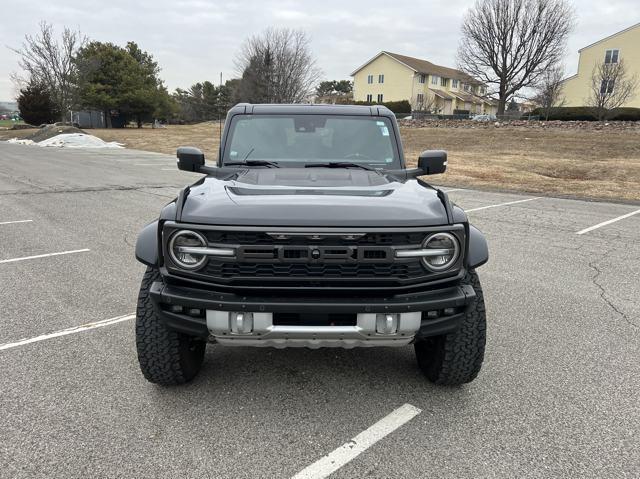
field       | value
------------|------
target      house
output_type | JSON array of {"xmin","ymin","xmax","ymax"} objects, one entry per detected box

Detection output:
[
  {"xmin": 562, "ymin": 22, "xmax": 640, "ymax": 107},
  {"xmin": 351, "ymin": 51, "xmax": 497, "ymax": 115}
]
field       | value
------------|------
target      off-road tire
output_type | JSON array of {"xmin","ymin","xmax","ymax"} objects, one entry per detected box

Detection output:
[
  {"xmin": 414, "ymin": 270, "xmax": 486, "ymax": 385},
  {"xmin": 135, "ymin": 267, "xmax": 206, "ymax": 386}
]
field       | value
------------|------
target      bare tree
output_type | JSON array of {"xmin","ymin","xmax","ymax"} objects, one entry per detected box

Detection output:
[
  {"xmin": 531, "ymin": 65, "xmax": 565, "ymax": 120},
  {"xmin": 587, "ymin": 60, "xmax": 639, "ymax": 121},
  {"xmin": 9, "ymin": 22, "xmax": 86, "ymax": 120},
  {"xmin": 415, "ymin": 93, "xmax": 437, "ymax": 113},
  {"xmin": 235, "ymin": 28, "xmax": 322, "ymax": 103},
  {"xmin": 457, "ymin": 0, "xmax": 575, "ymax": 115}
]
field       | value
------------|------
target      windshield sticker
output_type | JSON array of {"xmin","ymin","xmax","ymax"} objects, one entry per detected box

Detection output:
[
  {"xmin": 380, "ymin": 126, "xmax": 389, "ymax": 136},
  {"xmin": 376, "ymin": 121, "xmax": 385, "ymax": 126},
  {"xmin": 230, "ymin": 151, "xmax": 238, "ymax": 158}
]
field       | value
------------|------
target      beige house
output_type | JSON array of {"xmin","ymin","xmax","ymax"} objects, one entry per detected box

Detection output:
[
  {"xmin": 563, "ymin": 23, "xmax": 640, "ymax": 107},
  {"xmin": 351, "ymin": 51, "xmax": 497, "ymax": 115}
]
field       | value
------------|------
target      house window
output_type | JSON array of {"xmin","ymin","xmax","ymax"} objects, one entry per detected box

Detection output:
[
  {"xmin": 377, "ymin": 94, "xmax": 384, "ymax": 103},
  {"xmin": 378, "ymin": 74, "xmax": 384, "ymax": 83},
  {"xmin": 416, "ymin": 93, "xmax": 424, "ymax": 106},
  {"xmin": 366, "ymin": 94, "xmax": 373, "ymax": 102},
  {"xmin": 604, "ymin": 49, "xmax": 619, "ymax": 64},
  {"xmin": 452, "ymin": 79, "xmax": 459, "ymax": 88},
  {"xmin": 367, "ymin": 74, "xmax": 374, "ymax": 84},
  {"xmin": 463, "ymin": 83, "xmax": 470, "ymax": 91},
  {"xmin": 431, "ymin": 75, "xmax": 439, "ymax": 85},
  {"xmin": 418, "ymin": 74, "xmax": 426, "ymax": 84},
  {"xmin": 441, "ymin": 77, "xmax": 448, "ymax": 87},
  {"xmin": 600, "ymin": 80, "xmax": 615, "ymax": 94}
]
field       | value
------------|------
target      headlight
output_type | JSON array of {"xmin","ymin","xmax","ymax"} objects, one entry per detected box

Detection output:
[
  {"xmin": 421, "ymin": 232, "xmax": 459, "ymax": 271},
  {"xmin": 168, "ymin": 230, "xmax": 208, "ymax": 270}
]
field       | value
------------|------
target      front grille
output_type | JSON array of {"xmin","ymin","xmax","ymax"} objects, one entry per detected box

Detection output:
[
  {"xmin": 203, "ymin": 261, "xmax": 425, "ymax": 280},
  {"xmin": 204, "ymin": 230, "xmax": 426, "ymax": 246},
  {"xmin": 164, "ymin": 225, "xmax": 464, "ymax": 290}
]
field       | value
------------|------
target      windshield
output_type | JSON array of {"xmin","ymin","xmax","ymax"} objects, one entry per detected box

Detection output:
[{"xmin": 222, "ymin": 114, "xmax": 401, "ymax": 168}]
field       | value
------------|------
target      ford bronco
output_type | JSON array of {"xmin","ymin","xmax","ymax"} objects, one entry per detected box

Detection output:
[{"xmin": 134, "ymin": 104, "xmax": 488, "ymax": 386}]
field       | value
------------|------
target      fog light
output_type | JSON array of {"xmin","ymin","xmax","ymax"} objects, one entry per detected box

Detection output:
[
  {"xmin": 188, "ymin": 308, "xmax": 202, "ymax": 317},
  {"xmin": 230, "ymin": 312, "xmax": 253, "ymax": 334},
  {"xmin": 443, "ymin": 308, "xmax": 456, "ymax": 316},
  {"xmin": 376, "ymin": 313, "xmax": 399, "ymax": 334},
  {"xmin": 170, "ymin": 305, "xmax": 183, "ymax": 313},
  {"xmin": 426, "ymin": 310, "xmax": 439, "ymax": 319}
]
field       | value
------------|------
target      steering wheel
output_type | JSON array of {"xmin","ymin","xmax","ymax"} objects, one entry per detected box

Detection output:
[{"xmin": 344, "ymin": 152, "xmax": 372, "ymax": 161}]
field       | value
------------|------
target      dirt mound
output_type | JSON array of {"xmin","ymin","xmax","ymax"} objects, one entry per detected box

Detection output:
[{"xmin": 26, "ymin": 124, "xmax": 86, "ymax": 142}]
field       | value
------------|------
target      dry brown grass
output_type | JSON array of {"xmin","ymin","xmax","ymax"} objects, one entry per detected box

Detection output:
[
  {"xmin": 401, "ymin": 127, "xmax": 640, "ymax": 202},
  {"xmin": 2, "ymin": 122, "xmax": 638, "ymax": 202}
]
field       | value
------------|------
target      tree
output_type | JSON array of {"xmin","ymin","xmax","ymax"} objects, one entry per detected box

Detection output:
[
  {"xmin": 531, "ymin": 65, "xmax": 565, "ymax": 120},
  {"xmin": 315, "ymin": 80, "xmax": 353, "ymax": 97},
  {"xmin": 235, "ymin": 28, "xmax": 321, "ymax": 103},
  {"xmin": 75, "ymin": 41, "xmax": 167, "ymax": 127},
  {"xmin": 173, "ymin": 79, "xmax": 238, "ymax": 123},
  {"xmin": 17, "ymin": 82, "xmax": 60, "ymax": 125},
  {"xmin": 457, "ymin": 0, "xmax": 575, "ymax": 115},
  {"xmin": 10, "ymin": 21, "xmax": 86, "ymax": 121},
  {"xmin": 587, "ymin": 60, "xmax": 639, "ymax": 121}
]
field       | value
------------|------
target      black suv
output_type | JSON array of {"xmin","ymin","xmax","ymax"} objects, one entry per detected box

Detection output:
[{"xmin": 135, "ymin": 104, "xmax": 488, "ymax": 386}]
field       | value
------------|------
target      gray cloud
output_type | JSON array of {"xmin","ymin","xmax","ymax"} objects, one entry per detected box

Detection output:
[{"xmin": 1, "ymin": 0, "xmax": 637, "ymax": 100}]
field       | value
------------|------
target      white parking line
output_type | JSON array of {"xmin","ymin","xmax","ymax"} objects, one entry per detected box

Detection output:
[
  {"xmin": 466, "ymin": 197, "xmax": 542, "ymax": 212},
  {"xmin": 161, "ymin": 167, "xmax": 176, "ymax": 171},
  {"xmin": 134, "ymin": 163, "xmax": 172, "ymax": 166},
  {"xmin": 0, "ymin": 249, "xmax": 90, "ymax": 264},
  {"xmin": 291, "ymin": 403, "xmax": 422, "ymax": 479},
  {"xmin": 576, "ymin": 208, "xmax": 640, "ymax": 235},
  {"xmin": 0, "ymin": 219, "xmax": 33, "ymax": 225},
  {"xmin": 0, "ymin": 314, "xmax": 135, "ymax": 351},
  {"xmin": 440, "ymin": 188, "xmax": 464, "ymax": 193}
]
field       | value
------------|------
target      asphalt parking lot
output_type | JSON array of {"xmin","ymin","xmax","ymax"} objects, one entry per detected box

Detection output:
[{"xmin": 1, "ymin": 142, "xmax": 639, "ymax": 478}]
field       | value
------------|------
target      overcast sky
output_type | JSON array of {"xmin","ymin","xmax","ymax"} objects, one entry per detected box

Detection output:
[{"xmin": 1, "ymin": 0, "xmax": 638, "ymax": 101}]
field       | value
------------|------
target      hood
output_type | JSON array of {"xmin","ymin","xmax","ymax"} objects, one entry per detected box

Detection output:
[{"xmin": 179, "ymin": 168, "xmax": 449, "ymax": 227}]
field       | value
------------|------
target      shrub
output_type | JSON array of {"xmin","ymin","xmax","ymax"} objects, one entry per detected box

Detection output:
[
  {"xmin": 529, "ymin": 106, "xmax": 640, "ymax": 121},
  {"xmin": 17, "ymin": 83, "xmax": 60, "ymax": 125},
  {"xmin": 609, "ymin": 107, "xmax": 640, "ymax": 121},
  {"xmin": 351, "ymin": 99, "xmax": 412, "ymax": 114}
]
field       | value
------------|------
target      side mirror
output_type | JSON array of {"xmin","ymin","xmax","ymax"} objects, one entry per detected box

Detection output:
[
  {"xmin": 417, "ymin": 150, "xmax": 447, "ymax": 175},
  {"xmin": 177, "ymin": 146, "xmax": 205, "ymax": 172}
]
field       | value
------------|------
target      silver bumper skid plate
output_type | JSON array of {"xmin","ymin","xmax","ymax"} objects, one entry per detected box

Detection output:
[{"xmin": 206, "ymin": 310, "xmax": 422, "ymax": 348}]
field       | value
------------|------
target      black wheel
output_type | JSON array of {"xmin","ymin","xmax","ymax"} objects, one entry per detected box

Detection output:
[
  {"xmin": 135, "ymin": 267, "xmax": 206, "ymax": 386},
  {"xmin": 414, "ymin": 270, "xmax": 486, "ymax": 385}
]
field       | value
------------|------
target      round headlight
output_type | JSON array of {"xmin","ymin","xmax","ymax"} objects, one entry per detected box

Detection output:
[
  {"xmin": 421, "ymin": 232, "xmax": 459, "ymax": 271},
  {"xmin": 168, "ymin": 230, "xmax": 208, "ymax": 270}
]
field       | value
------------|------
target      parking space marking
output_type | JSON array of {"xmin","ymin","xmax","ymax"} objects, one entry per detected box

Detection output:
[
  {"xmin": 466, "ymin": 197, "xmax": 542, "ymax": 212},
  {"xmin": 134, "ymin": 163, "xmax": 175, "ymax": 166},
  {"xmin": 0, "ymin": 219, "xmax": 33, "ymax": 225},
  {"xmin": 440, "ymin": 188, "xmax": 464, "ymax": 193},
  {"xmin": 0, "ymin": 249, "xmax": 90, "ymax": 264},
  {"xmin": 291, "ymin": 403, "xmax": 422, "ymax": 479},
  {"xmin": 0, "ymin": 313, "xmax": 135, "ymax": 351},
  {"xmin": 576, "ymin": 208, "xmax": 640, "ymax": 235}
]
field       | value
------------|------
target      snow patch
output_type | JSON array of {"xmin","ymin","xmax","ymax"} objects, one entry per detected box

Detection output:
[{"xmin": 5, "ymin": 133, "xmax": 124, "ymax": 149}]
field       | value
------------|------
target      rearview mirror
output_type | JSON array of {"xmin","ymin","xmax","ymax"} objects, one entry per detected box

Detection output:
[
  {"xmin": 417, "ymin": 150, "xmax": 447, "ymax": 175},
  {"xmin": 177, "ymin": 146, "xmax": 205, "ymax": 172}
]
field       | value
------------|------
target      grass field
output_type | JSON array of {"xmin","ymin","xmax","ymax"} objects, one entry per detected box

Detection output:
[
  {"xmin": 2, "ymin": 122, "xmax": 639, "ymax": 202},
  {"xmin": 0, "ymin": 120, "xmax": 23, "ymax": 128}
]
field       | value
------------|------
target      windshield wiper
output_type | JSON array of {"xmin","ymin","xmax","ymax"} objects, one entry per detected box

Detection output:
[
  {"xmin": 225, "ymin": 160, "xmax": 280, "ymax": 168},
  {"xmin": 304, "ymin": 162, "xmax": 375, "ymax": 171}
]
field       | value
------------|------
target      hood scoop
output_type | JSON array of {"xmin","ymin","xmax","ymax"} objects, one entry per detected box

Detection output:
[
  {"xmin": 236, "ymin": 167, "xmax": 391, "ymax": 187},
  {"xmin": 227, "ymin": 186, "xmax": 393, "ymax": 197}
]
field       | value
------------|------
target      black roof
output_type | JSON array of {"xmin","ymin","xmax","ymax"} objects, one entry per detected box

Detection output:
[{"xmin": 228, "ymin": 103, "xmax": 395, "ymax": 118}]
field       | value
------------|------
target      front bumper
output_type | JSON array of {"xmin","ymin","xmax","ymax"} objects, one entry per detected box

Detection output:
[{"xmin": 148, "ymin": 281, "xmax": 476, "ymax": 348}]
